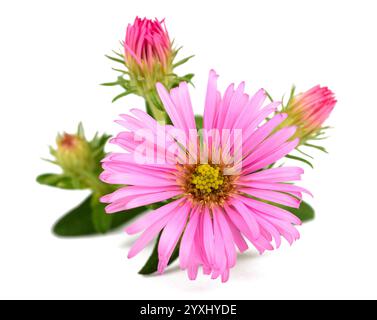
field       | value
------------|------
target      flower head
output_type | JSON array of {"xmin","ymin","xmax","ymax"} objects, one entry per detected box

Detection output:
[
  {"xmin": 281, "ymin": 85, "xmax": 337, "ymax": 143},
  {"xmin": 43, "ymin": 123, "xmax": 110, "ymax": 192},
  {"xmin": 124, "ymin": 17, "xmax": 172, "ymax": 87},
  {"xmin": 104, "ymin": 17, "xmax": 194, "ymax": 122},
  {"xmin": 56, "ymin": 132, "xmax": 94, "ymax": 174},
  {"xmin": 100, "ymin": 70, "xmax": 311, "ymax": 282}
]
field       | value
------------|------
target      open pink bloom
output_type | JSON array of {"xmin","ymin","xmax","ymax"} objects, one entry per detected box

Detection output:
[
  {"xmin": 124, "ymin": 17, "xmax": 171, "ymax": 74},
  {"xmin": 100, "ymin": 70, "xmax": 311, "ymax": 282},
  {"xmin": 283, "ymin": 85, "xmax": 337, "ymax": 142}
]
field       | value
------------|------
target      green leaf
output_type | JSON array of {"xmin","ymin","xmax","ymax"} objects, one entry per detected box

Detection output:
[
  {"xmin": 77, "ymin": 122, "xmax": 85, "ymax": 138},
  {"xmin": 195, "ymin": 115, "xmax": 203, "ymax": 129},
  {"xmin": 285, "ymin": 154, "xmax": 314, "ymax": 168},
  {"xmin": 53, "ymin": 195, "xmax": 150, "ymax": 237},
  {"xmin": 181, "ymin": 73, "xmax": 195, "ymax": 84},
  {"xmin": 36, "ymin": 173, "xmax": 87, "ymax": 190},
  {"xmin": 111, "ymin": 50, "xmax": 125, "ymax": 59},
  {"xmin": 296, "ymin": 147, "xmax": 314, "ymax": 159},
  {"xmin": 304, "ymin": 143, "xmax": 328, "ymax": 153},
  {"xmin": 283, "ymin": 201, "xmax": 315, "ymax": 222},
  {"xmin": 173, "ymin": 55, "xmax": 195, "ymax": 68},
  {"xmin": 286, "ymin": 85, "xmax": 296, "ymax": 108},
  {"xmin": 139, "ymin": 233, "xmax": 180, "ymax": 275},
  {"xmin": 101, "ymin": 81, "xmax": 120, "ymax": 87},
  {"xmin": 91, "ymin": 194, "xmax": 112, "ymax": 234},
  {"xmin": 89, "ymin": 134, "xmax": 111, "ymax": 152},
  {"xmin": 112, "ymin": 68, "xmax": 129, "ymax": 75},
  {"xmin": 264, "ymin": 90, "xmax": 274, "ymax": 102},
  {"xmin": 105, "ymin": 54, "xmax": 125, "ymax": 65},
  {"xmin": 112, "ymin": 91, "xmax": 132, "ymax": 103},
  {"xmin": 53, "ymin": 195, "xmax": 96, "ymax": 236}
]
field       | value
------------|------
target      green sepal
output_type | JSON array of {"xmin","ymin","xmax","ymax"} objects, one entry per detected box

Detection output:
[
  {"xmin": 303, "ymin": 143, "xmax": 328, "ymax": 153},
  {"xmin": 52, "ymin": 194, "xmax": 149, "ymax": 237},
  {"xmin": 195, "ymin": 115, "xmax": 203, "ymax": 129},
  {"xmin": 264, "ymin": 90, "xmax": 274, "ymax": 102},
  {"xmin": 173, "ymin": 73, "xmax": 195, "ymax": 87},
  {"xmin": 173, "ymin": 55, "xmax": 195, "ymax": 69},
  {"xmin": 296, "ymin": 148, "xmax": 314, "ymax": 159},
  {"xmin": 36, "ymin": 173, "xmax": 87, "ymax": 190},
  {"xmin": 285, "ymin": 154, "xmax": 314, "ymax": 168},
  {"xmin": 104, "ymin": 54, "xmax": 125, "ymax": 65}
]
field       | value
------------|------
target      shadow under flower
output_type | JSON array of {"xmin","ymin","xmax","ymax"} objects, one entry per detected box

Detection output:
[{"xmin": 143, "ymin": 250, "xmax": 264, "ymax": 279}]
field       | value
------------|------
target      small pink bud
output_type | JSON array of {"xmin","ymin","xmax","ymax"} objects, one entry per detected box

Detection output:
[
  {"xmin": 283, "ymin": 85, "xmax": 337, "ymax": 142},
  {"xmin": 124, "ymin": 17, "xmax": 172, "ymax": 84},
  {"xmin": 55, "ymin": 133, "xmax": 94, "ymax": 174}
]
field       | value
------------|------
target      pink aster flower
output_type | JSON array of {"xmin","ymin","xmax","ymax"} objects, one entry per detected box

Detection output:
[
  {"xmin": 100, "ymin": 70, "xmax": 311, "ymax": 282},
  {"xmin": 281, "ymin": 85, "xmax": 337, "ymax": 143}
]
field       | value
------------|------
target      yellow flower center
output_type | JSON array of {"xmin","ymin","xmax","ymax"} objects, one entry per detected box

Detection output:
[{"xmin": 191, "ymin": 164, "xmax": 224, "ymax": 195}]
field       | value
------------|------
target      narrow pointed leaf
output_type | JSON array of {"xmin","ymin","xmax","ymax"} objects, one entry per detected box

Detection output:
[
  {"xmin": 304, "ymin": 143, "xmax": 328, "ymax": 153},
  {"xmin": 173, "ymin": 55, "xmax": 195, "ymax": 68},
  {"xmin": 101, "ymin": 81, "xmax": 121, "ymax": 87},
  {"xmin": 112, "ymin": 68, "xmax": 130, "ymax": 75},
  {"xmin": 105, "ymin": 55, "xmax": 125, "ymax": 65},
  {"xmin": 296, "ymin": 147, "xmax": 314, "ymax": 159},
  {"xmin": 77, "ymin": 122, "xmax": 85, "ymax": 138},
  {"xmin": 112, "ymin": 91, "xmax": 132, "ymax": 103},
  {"xmin": 264, "ymin": 90, "xmax": 274, "ymax": 102},
  {"xmin": 112, "ymin": 50, "xmax": 125, "ymax": 59},
  {"xmin": 285, "ymin": 154, "xmax": 314, "ymax": 168}
]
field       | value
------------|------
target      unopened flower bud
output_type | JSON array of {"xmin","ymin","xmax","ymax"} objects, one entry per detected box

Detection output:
[
  {"xmin": 104, "ymin": 17, "xmax": 194, "ymax": 122},
  {"xmin": 55, "ymin": 132, "xmax": 95, "ymax": 174},
  {"xmin": 280, "ymin": 85, "xmax": 337, "ymax": 143}
]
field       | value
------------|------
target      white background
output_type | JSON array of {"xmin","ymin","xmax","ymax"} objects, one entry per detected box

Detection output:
[{"xmin": 1, "ymin": 0, "xmax": 376, "ymax": 299}]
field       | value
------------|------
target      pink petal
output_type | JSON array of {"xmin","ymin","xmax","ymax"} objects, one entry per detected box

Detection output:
[
  {"xmin": 125, "ymin": 198, "xmax": 185, "ymax": 235},
  {"xmin": 223, "ymin": 213, "xmax": 249, "ymax": 252},
  {"xmin": 230, "ymin": 199, "xmax": 261, "ymax": 239},
  {"xmin": 105, "ymin": 190, "xmax": 182, "ymax": 213},
  {"xmin": 253, "ymin": 214, "xmax": 282, "ymax": 249},
  {"xmin": 128, "ymin": 210, "xmax": 175, "ymax": 258},
  {"xmin": 179, "ymin": 208, "xmax": 200, "ymax": 269},
  {"xmin": 214, "ymin": 208, "xmax": 237, "ymax": 268},
  {"xmin": 203, "ymin": 70, "xmax": 219, "ymax": 131},
  {"xmin": 242, "ymin": 126, "xmax": 296, "ymax": 167},
  {"xmin": 156, "ymin": 83, "xmax": 187, "ymax": 133},
  {"xmin": 202, "ymin": 207, "xmax": 215, "ymax": 266},
  {"xmin": 223, "ymin": 203, "xmax": 258, "ymax": 242},
  {"xmin": 101, "ymin": 185, "xmax": 181, "ymax": 203},
  {"xmin": 237, "ymin": 181, "xmax": 312, "ymax": 197},
  {"xmin": 213, "ymin": 210, "xmax": 227, "ymax": 274},
  {"xmin": 242, "ymin": 166, "xmax": 304, "ymax": 183},
  {"xmin": 242, "ymin": 113, "xmax": 287, "ymax": 153},
  {"xmin": 239, "ymin": 188, "xmax": 301, "ymax": 208},
  {"xmin": 237, "ymin": 195, "xmax": 302, "ymax": 225},
  {"xmin": 158, "ymin": 203, "xmax": 190, "ymax": 273},
  {"xmin": 243, "ymin": 139, "xmax": 300, "ymax": 174}
]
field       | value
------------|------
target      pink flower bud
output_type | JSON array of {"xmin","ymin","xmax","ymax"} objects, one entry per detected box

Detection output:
[
  {"xmin": 55, "ymin": 133, "xmax": 94, "ymax": 174},
  {"xmin": 283, "ymin": 85, "xmax": 337, "ymax": 142},
  {"xmin": 124, "ymin": 17, "xmax": 172, "ymax": 80}
]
